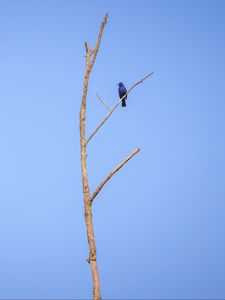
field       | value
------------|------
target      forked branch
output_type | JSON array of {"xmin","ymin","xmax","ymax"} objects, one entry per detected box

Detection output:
[
  {"xmin": 90, "ymin": 148, "xmax": 140, "ymax": 204},
  {"xmin": 86, "ymin": 72, "xmax": 153, "ymax": 145}
]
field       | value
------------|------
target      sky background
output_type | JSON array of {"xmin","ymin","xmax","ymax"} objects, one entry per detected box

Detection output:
[{"xmin": 0, "ymin": 0, "xmax": 225, "ymax": 299}]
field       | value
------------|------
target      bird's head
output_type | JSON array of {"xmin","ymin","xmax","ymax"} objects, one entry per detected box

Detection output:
[{"xmin": 117, "ymin": 82, "xmax": 124, "ymax": 87}]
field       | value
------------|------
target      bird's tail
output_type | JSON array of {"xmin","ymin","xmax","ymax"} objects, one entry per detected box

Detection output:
[{"xmin": 121, "ymin": 99, "xmax": 126, "ymax": 107}]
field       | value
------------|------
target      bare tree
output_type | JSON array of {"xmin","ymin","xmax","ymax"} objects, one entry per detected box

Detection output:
[{"xmin": 79, "ymin": 13, "xmax": 153, "ymax": 300}]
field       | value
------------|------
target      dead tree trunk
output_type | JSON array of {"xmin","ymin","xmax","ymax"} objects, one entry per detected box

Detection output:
[{"xmin": 79, "ymin": 13, "xmax": 153, "ymax": 299}]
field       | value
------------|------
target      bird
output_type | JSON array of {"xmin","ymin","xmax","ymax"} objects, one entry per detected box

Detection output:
[{"xmin": 118, "ymin": 82, "xmax": 127, "ymax": 107}]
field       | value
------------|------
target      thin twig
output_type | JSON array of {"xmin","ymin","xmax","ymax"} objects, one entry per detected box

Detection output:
[
  {"xmin": 86, "ymin": 72, "xmax": 153, "ymax": 145},
  {"xmin": 90, "ymin": 148, "xmax": 140, "ymax": 204},
  {"xmin": 96, "ymin": 93, "xmax": 111, "ymax": 111}
]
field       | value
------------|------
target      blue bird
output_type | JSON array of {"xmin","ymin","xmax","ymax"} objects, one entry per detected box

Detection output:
[{"xmin": 118, "ymin": 82, "xmax": 127, "ymax": 107}]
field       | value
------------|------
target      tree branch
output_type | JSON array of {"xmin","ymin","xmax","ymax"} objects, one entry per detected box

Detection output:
[
  {"xmin": 86, "ymin": 72, "xmax": 153, "ymax": 145},
  {"xmin": 90, "ymin": 148, "xmax": 140, "ymax": 204},
  {"xmin": 89, "ymin": 13, "xmax": 108, "ymax": 73}
]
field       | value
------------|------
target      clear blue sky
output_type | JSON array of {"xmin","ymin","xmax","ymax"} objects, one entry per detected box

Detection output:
[{"xmin": 1, "ymin": 0, "xmax": 225, "ymax": 299}]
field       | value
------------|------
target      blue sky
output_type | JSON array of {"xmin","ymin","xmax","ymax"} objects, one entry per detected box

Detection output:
[{"xmin": 0, "ymin": 0, "xmax": 225, "ymax": 299}]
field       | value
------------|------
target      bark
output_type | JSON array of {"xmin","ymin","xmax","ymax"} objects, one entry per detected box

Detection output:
[{"xmin": 79, "ymin": 13, "xmax": 108, "ymax": 300}]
